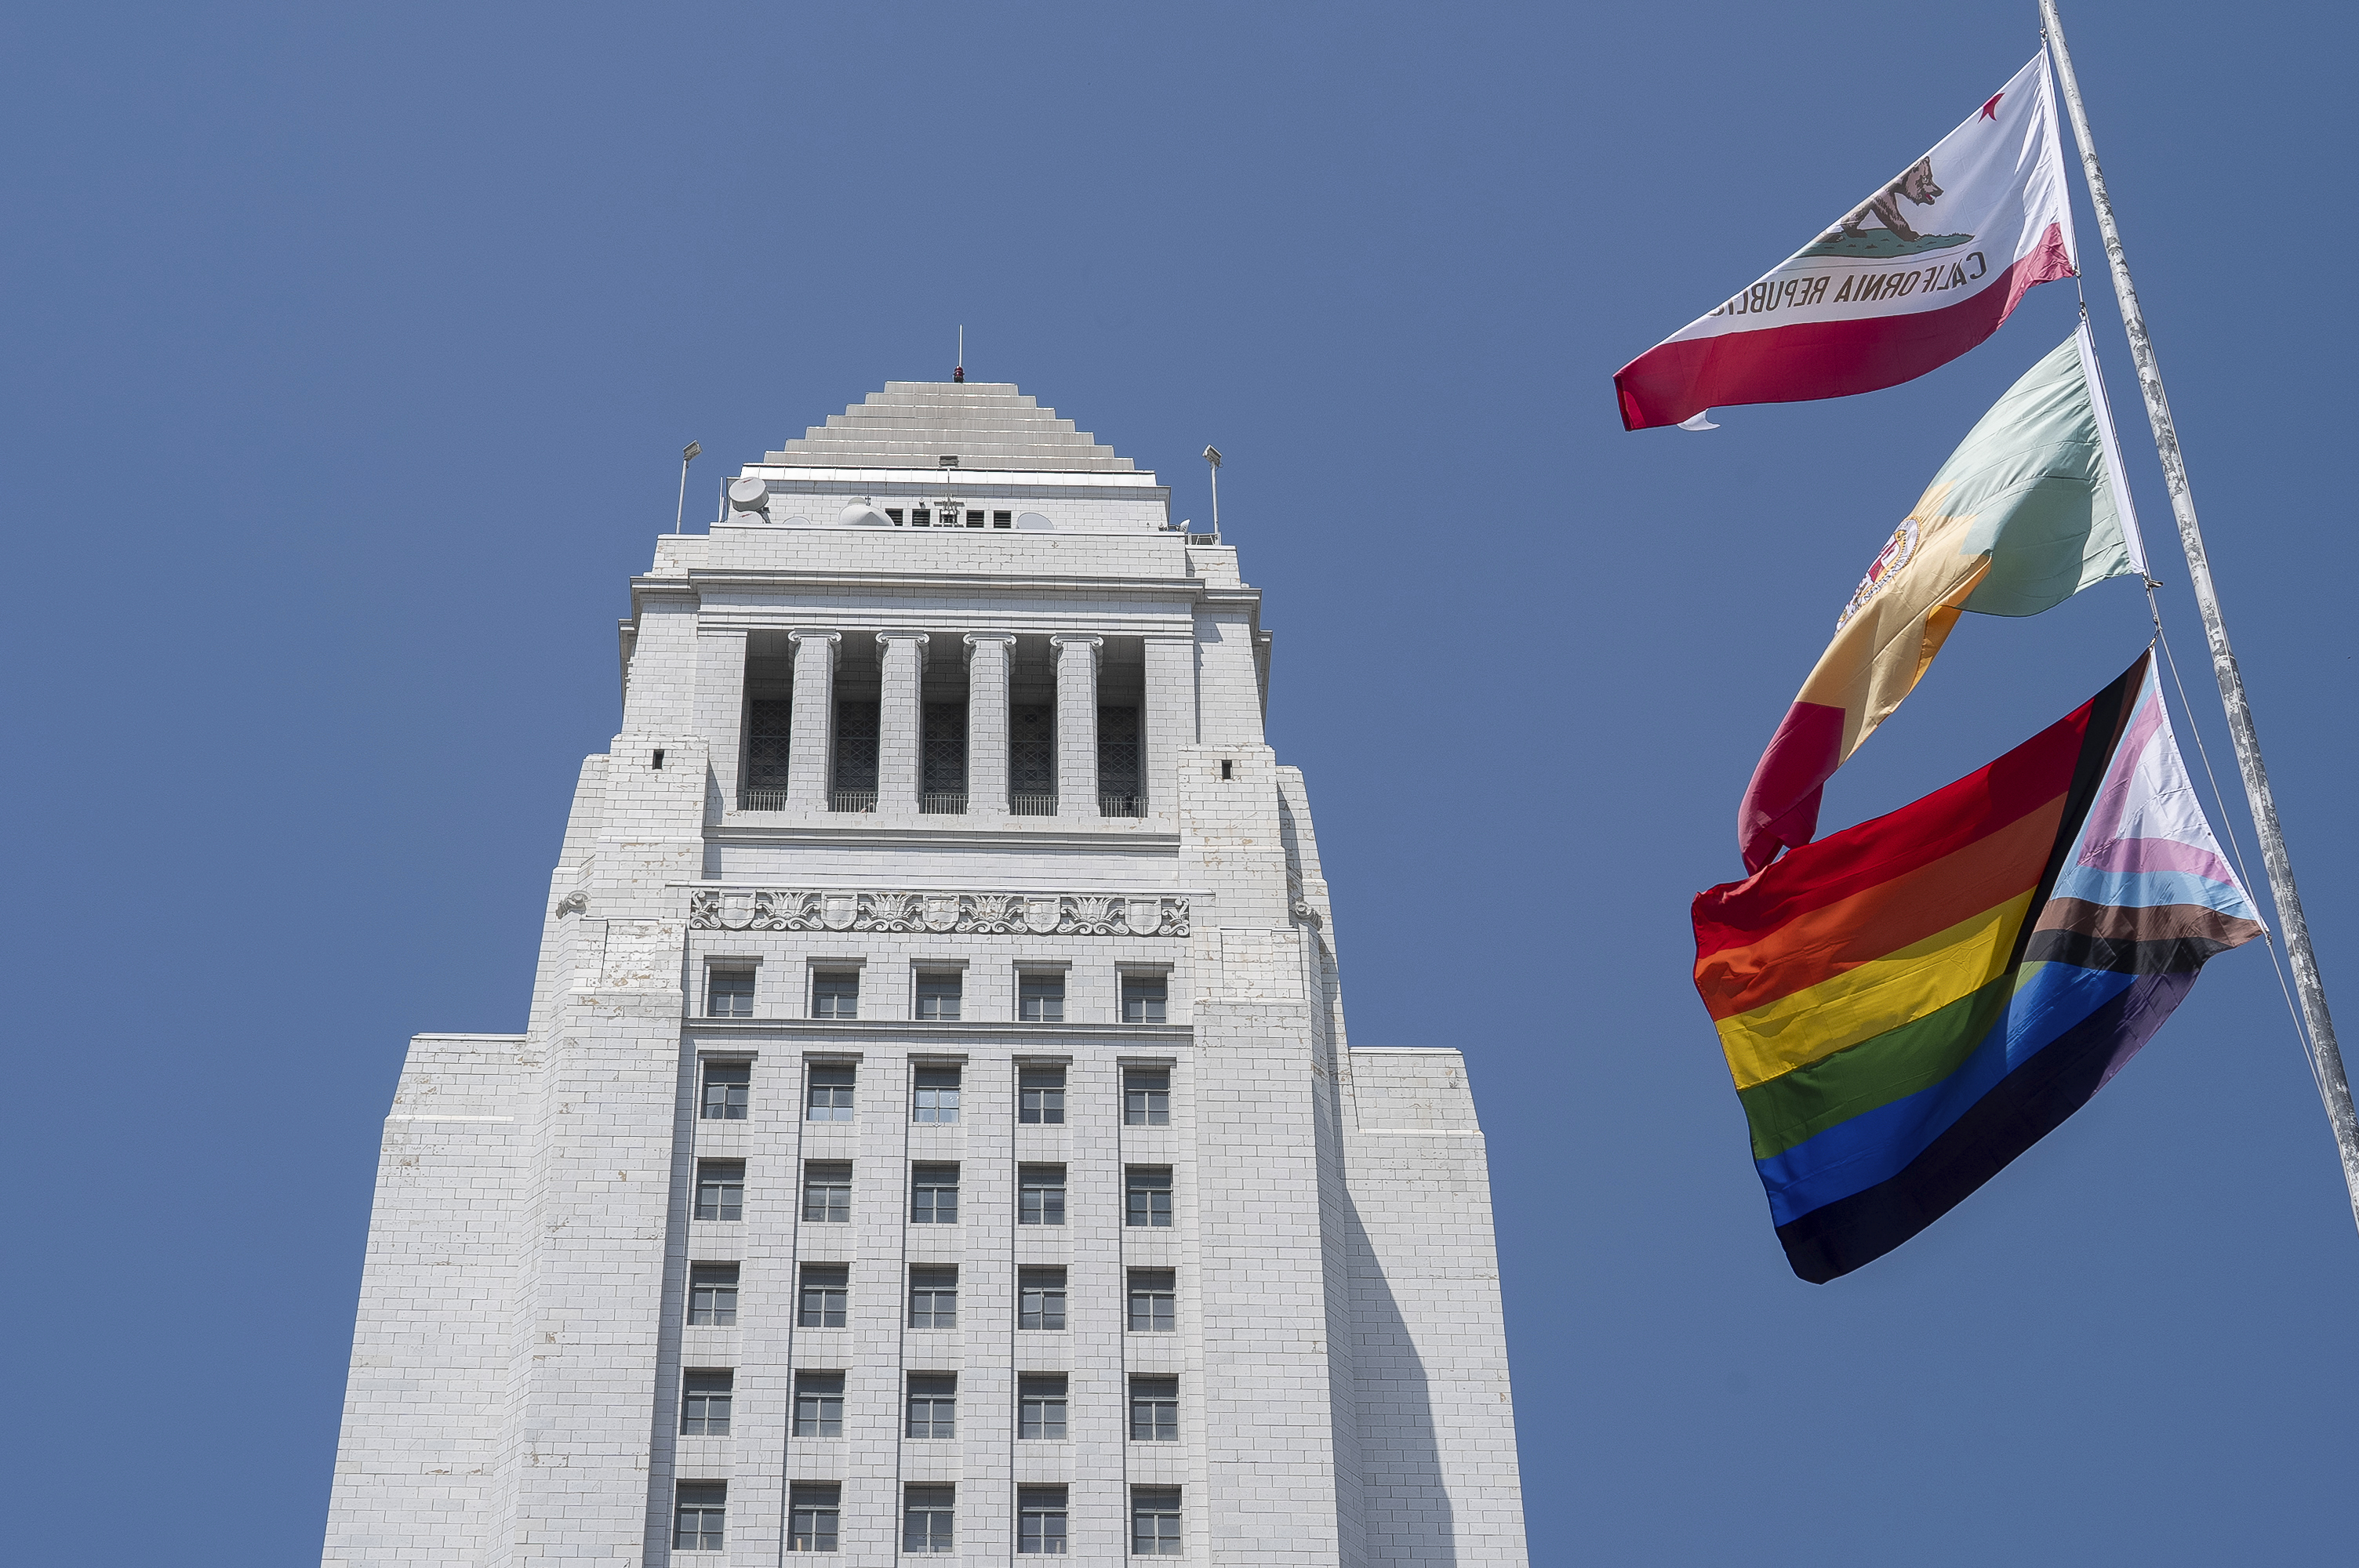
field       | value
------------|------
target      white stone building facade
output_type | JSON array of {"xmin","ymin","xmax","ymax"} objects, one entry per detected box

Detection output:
[{"xmin": 322, "ymin": 383, "xmax": 1526, "ymax": 1567}]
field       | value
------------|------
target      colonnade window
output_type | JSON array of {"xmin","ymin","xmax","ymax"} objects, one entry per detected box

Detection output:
[
  {"xmin": 1098, "ymin": 705, "xmax": 1141, "ymax": 815},
  {"xmin": 1010, "ymin": 703, "xmax": 1055, "ymax": 815},
  {"xmin": 922, "ymin": 701, "xmax": 967, "ymax": 811},
  {"xmin": 746, "ymin": 699, "xmax": 792, "ymax": 805},
  {"xmin": 832, "ymin": 700, "xmax": 880, "ymax": 810}
]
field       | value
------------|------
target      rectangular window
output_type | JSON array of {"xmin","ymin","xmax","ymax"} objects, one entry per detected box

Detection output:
[
  {"xmin": 1019, "ymin": 1165, "xmax": 1067, "ymax": 1226},
  {"xmin": 914, "ymin": 974, "xmax": 962, "ymax": 1023},
  {"xmin": 1126, "ymin": 1167, "xmax": 1173, "ymax": 1227},
  {"xmin": 965, "ymin": 510, "xmax": 985, "ymax": 528},
  {"xmin": 885, "ymin": 508, "xmax": 903, "ymax": 525},
  {"xmin": 1129, "ymin": 1269, "xmax": 1176, "ymax": 1332},
  {"xmin": 911, "ymin": 1062, "xmax": 962, "ymax": 1117},
  {"xmin": 747, "ymin": 697, "xmax": 792, "ymax": 793},
  {"xmin": 674, "ymin": 1483, "xmax": 727, "ymax": 1552},
  {"xmin": 904, "ymin": 1483, "xmax": 957, "ymax": 1554},
  {"xmin": 707, "ymin": 967, "xmax": 754, "ymax": 1018},
  {"xmin": 798, "ymin": 1263, "xmax": 849, "ymax": 1328},
  {"xmin": 806, "ymin": 1062, "xmax": 856, "ymax": 1119},
  {"xmin": 910, "ymin": 1163, "xmax": 961, "ymax": 1224},
  {"xmin": 1019, "ymin": 1486, "xmax": 1069, "ymax": 1555},
  {"xmin": 1018, "ymin": 972, "xmax": 1065, "ymax": 1023},
  {"xmin": 909, "ymin": 1265, "xmax": 958, "ymax": 1328},
  {"xmin": 1123, "ymin": 1068, "xmax": 1172, "ymax": 1123},
  {"xmin": 1018, "ymin": 1373, "xmax": 1069, "ymax": 1439},
  {"xmin": 1020, "ymin": 1065, "xmax": 1066, "ymax": 1123},
  {"xmin": 792, "ymin": 1370, "xmax": 844, "ymax": 1437},
  {"xmin": 1121, "ymin": 976, "xmax": 1168, "ymax": 1025},
  {"xmin": 993, "ymin": 510, "xmax": 1012, "ymax": 528},
  {"xmin": 681, "ymin": 1370, "xmax": 734, "ymax": 1436},
  {"xmin": 801, "ymin": 1161, "xmax": 851, "ymax": 1224},
  {"xmin": 701, "ymin": 1062, "xmax": 750, "ymax": 1120},
  {"xmin": 694, "ymin": 1160, "xmax": 745, "ymax": 1222},
  {"xmin": 1132, "ymin": 1488, "xmax": 1183, "ymax": 1555},
  {"xmin": 906, "ymin": 1372, "xmax": 957, "ymax": 1439},
  {"xmin": 1130, "ymin": 1376, "xmax": 1179, "ymax": 1442},
  {"xmin": 1018, "ymin": 1266, "xmax": 1067, "ymax": 1331},
  {"xmin": 911, "ymin": 507, "xmax": 932, "ymax": 527},
  {"xmin": 789, "ymin": 1483, "xmax": 840, "ymax": 1553},
  {"xmin": 812, "ymin": 972, "xmax": 860, "ymax": 1022},
  {"xmin": 688, "ymin": 1263, "xmax": 739, "ymax": 1327}
]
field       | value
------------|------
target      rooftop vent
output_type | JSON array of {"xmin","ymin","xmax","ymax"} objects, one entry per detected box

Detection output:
[{"xmin": 937, "ymin": 455, "xmax": 959, "ymax": 468}]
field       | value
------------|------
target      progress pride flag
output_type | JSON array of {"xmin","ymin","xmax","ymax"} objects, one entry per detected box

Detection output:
[{"xmin": 1614, "ymin": 54, "xmax": 2077, "ymax": 431}]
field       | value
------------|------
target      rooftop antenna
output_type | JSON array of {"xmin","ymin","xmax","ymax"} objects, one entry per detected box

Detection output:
[
  {"xmin": 674, "ymin": 441, "xmax": 700, "ymax": 535},
  {"xmin": 1202, "ymin": 445, "xmax": 1223, "ymax": 541},
  {"xmin": 954, "ymin": 325, "xmax": 964, "ymax": 383}
]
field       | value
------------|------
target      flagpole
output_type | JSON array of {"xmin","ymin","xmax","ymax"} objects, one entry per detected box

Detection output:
[{"xmin": 2040, "ymin": 0, "xmax": 2359, "ymax": 1232}]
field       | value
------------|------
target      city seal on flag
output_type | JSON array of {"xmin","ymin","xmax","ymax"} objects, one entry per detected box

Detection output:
[
  {"xmin": 1613, "ymin": 53, "xmax": 2077, "ymax": 430},
  {"xmin": 1838, "ymin": 521, "xmax": 1921, "ymax": 629}
]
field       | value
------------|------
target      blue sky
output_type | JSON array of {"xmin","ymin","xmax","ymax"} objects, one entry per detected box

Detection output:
[{"xmin": 6, "ymin": 2, "xmax": 2356, "ymax": 1562}]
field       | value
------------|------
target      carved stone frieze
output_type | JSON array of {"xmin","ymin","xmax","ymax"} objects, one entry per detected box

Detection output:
[{"xmin": 689, "ymin": 888, "xmax": 1190, "ymax": 938}]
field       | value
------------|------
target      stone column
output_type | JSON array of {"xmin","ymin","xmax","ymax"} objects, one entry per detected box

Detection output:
[
  {"xmin": 1143, "ymin": 633, "xmax": 1194, "ymax": 827},
  {"xmin": 963, "ymin": 633, "xmax": 1015, "ymax": 820},
  {"xmin": 786, "ymin": 630, "xmax": 839, "ymax": 810},
  {"xmin": 695, "ymin": 627, "xmax": 749, "ymax": 822},
  {"xmin": 875, "ymin": 630, "xmax": 929, "ymax": 815},
  {"xmin": 1052, "ymin": 633, "xmax": 1102, "ymax": 818}
]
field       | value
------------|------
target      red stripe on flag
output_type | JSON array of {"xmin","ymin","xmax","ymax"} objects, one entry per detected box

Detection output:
[
  {"xmin": 1613, "ymin": 225, "xmax": 2074, "ymax": 430},
  {"xmin": 1692, "ymin": 688, "xmax": 2095, "ymax": 960}
]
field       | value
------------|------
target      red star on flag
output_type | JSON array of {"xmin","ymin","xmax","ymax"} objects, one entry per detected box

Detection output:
[{"xmin": 1980, "ymin": 91, "xmax": 2005, "ymax": 120}]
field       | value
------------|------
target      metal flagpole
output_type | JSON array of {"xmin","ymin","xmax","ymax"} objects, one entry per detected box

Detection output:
[{"xmin": 2041, "ymin": 0, "xmax": 2359, "ymax": 1231}]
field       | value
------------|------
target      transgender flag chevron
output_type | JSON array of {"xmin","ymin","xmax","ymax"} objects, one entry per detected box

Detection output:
[{"xmin": 1691, "ymin": 655, "xmax": 2263, "ymax": 1282}]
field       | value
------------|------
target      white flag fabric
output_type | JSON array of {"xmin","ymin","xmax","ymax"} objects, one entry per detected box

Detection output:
[{"xmin": 1615, "ymin": 54, "xmax": 2077, "ymax": 430}]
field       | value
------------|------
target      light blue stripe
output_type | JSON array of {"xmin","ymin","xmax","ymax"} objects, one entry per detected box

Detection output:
[
  {"xmin": 1754, "ymin": 963, "xmax": 2135, "ymax": 1227},
  {"xmin": 2045, "ymin": 864, "xmax": 2252, "ymax": 913}
]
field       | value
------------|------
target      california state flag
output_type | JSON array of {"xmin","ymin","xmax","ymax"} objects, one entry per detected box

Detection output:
[{"xmin": 1614, "ymin": 53, "xmax": 2077, "ymax": 430}]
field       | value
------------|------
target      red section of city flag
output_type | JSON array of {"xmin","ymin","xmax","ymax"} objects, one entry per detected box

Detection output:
[{"xmin": 1615, "ymin": 225, "xmax": 2074, "ymax": 430}]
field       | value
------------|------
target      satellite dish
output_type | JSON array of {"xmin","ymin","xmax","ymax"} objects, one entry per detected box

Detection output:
[
  {"xmin": 1015, "ymin": 511, "xmax": 1053, "ymax": 532},
  {"xmin": 773, "ymin": 515, "xmax": 812, "ymax": 528},
  {"xmin": 838, "ymin": 501, "xmax": 892, "ymax": 528},
  {"xmin": 728, "ymin": 477, "xmax": 771, "ymax": 512}
]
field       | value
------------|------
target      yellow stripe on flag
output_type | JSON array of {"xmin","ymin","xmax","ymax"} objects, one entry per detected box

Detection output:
[{"xmin": 1715, "ymin": 891, "xmax": 2034, "ymax": 1090}]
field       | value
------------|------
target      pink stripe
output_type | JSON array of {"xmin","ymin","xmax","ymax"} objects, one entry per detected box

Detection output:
[
  {"xmin": 2077, "ymin": 684, "xmax": 2168, "ymax": 851},
  {"xmin": 2082, "ymin": 836, "xmax": 2238, "ymax": 885},
  {"xmin": 1614, "ymin": 226, "xmax": 2074, "ymax": 430}
]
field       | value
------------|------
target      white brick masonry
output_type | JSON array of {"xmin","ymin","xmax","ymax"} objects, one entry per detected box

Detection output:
[{"xmin": 322, "ymin": 383, "xmax": 1527, "ymax": 1567}]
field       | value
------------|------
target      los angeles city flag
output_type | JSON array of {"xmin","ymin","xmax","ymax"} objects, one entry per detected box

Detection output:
[
  {"xmin": 1615, "ymin": 53, "xmax": 2077, "ymax": 430},
  {"xmin": 1739, "ymin": 323, "xmax": 2146, "ymax": 873}
]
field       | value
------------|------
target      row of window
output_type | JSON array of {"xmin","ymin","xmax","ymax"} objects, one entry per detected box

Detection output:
[
  {"xmin": 675, "ymin": 1481, "xmax": 1182, "ymax": 1555},
  {"xmin": 679, "ymin": 1368, "xmax": 1181, "ymax": 1443},
  {"xmin": 711, "ymin": 967, "xmax": 1169, "ymax": 1024},
  {"xmin": 743, "ymin": 699, "xmax": 1146, "ymax": 814},
  {"xmin": 686, "ymin": 1265, "xmax": 1178, "ymax": 1332},
  {"xmin": 698, "ymin": 1160, "xmax": 1174, "ymax": 1227},
  {"xmin": 700, "ymin": 1060, "xmax": 1173, "ymax": 1126}
]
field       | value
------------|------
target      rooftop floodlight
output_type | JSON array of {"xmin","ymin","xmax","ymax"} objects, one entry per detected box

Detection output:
[{"xmin": 674, "ymin": 441, "xmax": 702, "ymax": 534}]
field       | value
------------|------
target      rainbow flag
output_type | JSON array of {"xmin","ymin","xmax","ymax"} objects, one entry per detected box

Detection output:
[{"xmin": 1692, "ymin": 655, "xmax": 2263, "ymax": 1281}]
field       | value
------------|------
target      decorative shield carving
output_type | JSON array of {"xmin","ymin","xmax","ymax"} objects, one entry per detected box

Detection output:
[
  {"xmin": 822, "ymin": 893, "xmax": 857, "ymax": 931},
  {"xmin": 1125, "ymin": 898, "xmax": 1163, "ymax": 936},
  {"xmin": 1023, "ymin": 898, "xmax": 1062, "ymax": 935},
  {"xmin": 924, "ymin": 895, "xmax": 961, "ymax": 932},
  {"xmin": 718, "ymin": 891, "xmax": 754, "ymax": 930}
]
